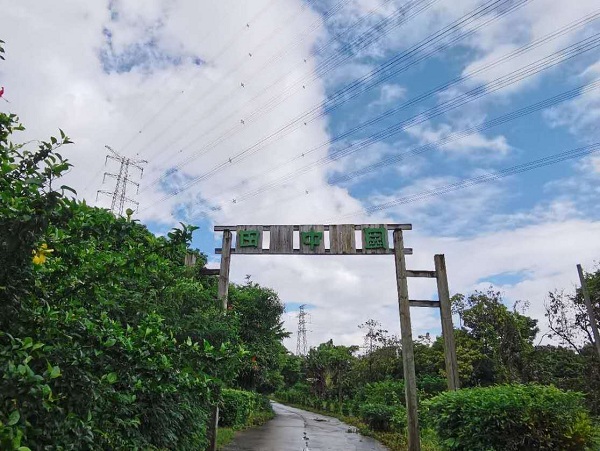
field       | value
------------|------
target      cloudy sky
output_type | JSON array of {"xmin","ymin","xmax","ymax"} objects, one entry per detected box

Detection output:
[{"xmin": 2, "ymin": 0, "xmax": 600, "ymax": 351}]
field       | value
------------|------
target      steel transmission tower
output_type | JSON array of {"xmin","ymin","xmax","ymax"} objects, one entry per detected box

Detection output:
[
  {"xmin": 97, "ymin": 145, "xmax": 147, "ymax": 216},
  {"xmin": 296, "ymin": 304, "xmax": 309, "ymax": 356}
]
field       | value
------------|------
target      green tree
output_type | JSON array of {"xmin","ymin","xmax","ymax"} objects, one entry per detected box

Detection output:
[
  {"xmin": 228, "ymin": 279, "xmax": 288, "ymax": 393},
  {"xmin": 305, "ymin": 340, "xmax": 358, "ymax": 409},
  {"xmin": 459, "ymin": 288, "xmax": 539, "ymax": 384}
]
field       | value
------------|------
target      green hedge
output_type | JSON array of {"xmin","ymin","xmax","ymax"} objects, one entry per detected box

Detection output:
[
  {"xmin": 219, "ymin": 389, "xmax": 272, "ymax": 428},
  {"xmin": 360, "ymin": 380, "xmax": 406, "ymax": 406},
  {"xmin": 426, "ymin": 384, "xmax": 598, "ymax": 450},
  {"xmin": 359, "ymin": 403, "xmax": 407, "ymax": 432}
]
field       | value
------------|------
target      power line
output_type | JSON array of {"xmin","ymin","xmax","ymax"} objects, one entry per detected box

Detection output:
[
  {"xmin": 223, "ymin": 33, "xmax": 600, "ymax": 204},
  {"xmin": 129, "ymin": 0, "xmax": 319, "ymax": 160},
  {"xmin": 330, "ymin": 142, "xmax": 600, "ymax": 220},
  {"xmin": 223, "ymin": 10, "xmax": 600, "ymax": 199},
  {"xmin": 118, "ymin": 0, "xmax": 282, "ymax": 157},
  {"xmin": 140, "ymin": 0, "xmax": 527, "ymax": 198},
  {"xmin": 147, "ymin": 0, "xmax": 394, "ymax": 170},
  {"xmin": 243, "ymin": 79, "xmax": 600, "ymax": 210},
  {"xmin": 140, "ymin": 0, "xmax": 438, "ymax": 182}
]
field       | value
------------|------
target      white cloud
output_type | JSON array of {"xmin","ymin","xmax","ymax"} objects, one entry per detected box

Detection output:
[
  {"xmin": 405, "ymin": 121, "xmax": 512, "ymax": 158},
  {"xmin": 2, "ymin": 0, "xmax": 600, "ymax": 355},
  {"xmin": 368, "ymin": 83, "xmax": 406, "ymax": 109},
  {"xmin": 545, "ymin": 63, "xmax": 600, "ymax": 142}
]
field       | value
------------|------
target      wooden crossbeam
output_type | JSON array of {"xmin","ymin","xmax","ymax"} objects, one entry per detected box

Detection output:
[
  {"xmin": 409, "ymin": 300, "xmax": 440, "ymax": 308},
  {"xmin": 199, "ymin": 268, "xmax": 220, "ymax": 276},
  {"xmin": 214, "ymin": 224, "xmax": 412, "ymax": 231},
  {"xmin": 406, "ymin": 270, "xmax": 436, "ymax": 278},
  {"xmin": 215, "ymin": 248, "xmax": 414, "ymax": 255}
]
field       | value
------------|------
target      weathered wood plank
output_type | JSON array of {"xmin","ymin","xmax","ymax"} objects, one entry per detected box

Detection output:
[
  {"xmin": 235, "ymin": 225, "xmax": 263, "ymax": 254},
  {"xmin": 299, "ymin": 225, "xmax": 325, "ymax": 254},
  {"xmin": 393, "ymin": 230, "xmax": 421, "ymax": 451},
  {"xmin": 218, "ymin": 230, "xmax": 232, "ymax": 310},
  {"xmin": 435, "ymin": 254, "xmax": 460, "ymax": 391},
  {"xmin": 329, "ymin": 224, "xmax": 356, "ymax": 254},
  {"xmin": 409, "ymin": 300, "xmax": 440, "ymax": 308},
  {"xmin": 210, "ymin": 230, "xmax": 232, "ymax": 451},
  {"xmin": 214, "ymin": 224, "xmax": 412, "ymax": 231},
  {"xmin": 269, "ymin": 225, "xmax": 294, "ymax": 254},
  {"xmin": 199, "ymin": 268, "xmax": 220, "ymax": 276},
  {"xmin": 406, "ymin": 270, "xmax": 436, "ymax": 278},
  {"xmin": 214, "ymin": 247, "xmax": 414, "ymax": 255},
  {"xmin": 361, "ymin": 224, "xmax": 390, "ymax": 254}
]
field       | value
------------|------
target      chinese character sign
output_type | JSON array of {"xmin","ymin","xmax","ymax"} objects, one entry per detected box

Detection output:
[
  {"xmin": 301, "ymin": 230, "xmax": 323, "ymax": 250},
  {"xmin": 363, "ymin": 227, "xmax": 388, "ymax": 250},
  {"xmin": 238, "ymin": 230, "xmax": 260, "ymax": 248}
]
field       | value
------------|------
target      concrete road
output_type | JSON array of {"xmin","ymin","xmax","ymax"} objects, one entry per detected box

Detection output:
[{"xmin": 222, "ymin": 402, "xmax": 389, "ymax": 451}]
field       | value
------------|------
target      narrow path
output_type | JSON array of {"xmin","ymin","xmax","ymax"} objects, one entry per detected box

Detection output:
[{"xmin": 223, "ymin": 402, "xmax": 389, "ymax": 451}]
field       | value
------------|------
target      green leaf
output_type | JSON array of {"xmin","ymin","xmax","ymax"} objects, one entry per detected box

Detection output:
[
  {"xmin": 106, "ymin": 372, "xmax": 117, "ymax": 384},
  {"xmin": 104, "ymin": 338, "xmax": 116, "ymax": 347},
  {"xmin": 49, "ymin": 365, "xmax": 61, "ymax": 379},
  {"xmin": 18, "ymin": 447, "xmax": 32, "ymax": 451},
  {"xmin": 8, "ymin": 410, "xmax": 20, "ymax": 426}
]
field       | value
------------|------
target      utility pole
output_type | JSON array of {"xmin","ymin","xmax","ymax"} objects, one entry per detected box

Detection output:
[
  {"xmin": 577, "ymin": 264, "xmax": 600, "ymax": 359},
  {"xmin": 296, "ymin": 304, "xmax": 308, "ymax": 356},
  {"xmin": 97, "ymin": 145, "xmax": 147, "ymax": 216}
]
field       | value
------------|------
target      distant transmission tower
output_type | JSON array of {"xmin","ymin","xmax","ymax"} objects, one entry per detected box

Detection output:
[
  {"xmin": 97, "ymin": 145, "xmax": 147, "ymax": 216},
  {"xmin": 296, "ymin": 304, "xmax": 309, "ymax": 356}
]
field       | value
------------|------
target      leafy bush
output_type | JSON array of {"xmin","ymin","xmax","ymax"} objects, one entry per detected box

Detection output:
[
  {"xmin": 359, "ymin": 380, "xmax": 405, "ymax": 406},
  {"xmin": 417, "ymin": 375, "xmax": 446, "ymax": 399},
  {"xmin": 274, "ymin": 383, "xmax": 311, "ymax": 405},
  {"xmin": 219, "ymin": 389, "xmax": 272, "ymax": 428},
  {"xmin": 0, "ymin": 112, "xmax": 281, "ymax": 450},
  {"xmin": 359, "ymin": 403, "xmax": 397, "ymax": 431},
  {"xmin": 426, "ymin": 384, "xmax": 598, "ymax": 450}
]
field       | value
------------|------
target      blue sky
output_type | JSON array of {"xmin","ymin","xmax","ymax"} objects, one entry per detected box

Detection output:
[{"xmin": 2, "ymin": 0, "xmax": 599, "ymax": 350}]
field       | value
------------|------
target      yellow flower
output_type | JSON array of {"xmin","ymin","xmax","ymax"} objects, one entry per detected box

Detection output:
[{"xmin": 32, "ymin": 243, "xmax": 54, "ymax": 265}]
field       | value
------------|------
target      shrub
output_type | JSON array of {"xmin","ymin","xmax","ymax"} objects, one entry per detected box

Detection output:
[
  {"xmin": 359, "ymin": 380, "xmax": 405, "ymax": 406},
  {"xmin": 274, "ymin": 383, "xmax": 311, "ymax": 405},
  {"xmin": 219, "ymin": 389, "xmax": 271, "ymax": 428},
  {"xmin": 359, "ymin": 403, "xmax": 397, "ymax": 431},
  {"xmin": 426, "ymin": 384, "xmax": 599, "ymax": 450},
  {"xmin": 417, "ymin": 375, "xmax": 446, "ymax": 399}
]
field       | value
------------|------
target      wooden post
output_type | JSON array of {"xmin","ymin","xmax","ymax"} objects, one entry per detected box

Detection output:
[
  {"xmin": 218, "ymin": 230, "xmax": 232, "ymax": 310},
  {"xmin": 434, "ymin": 254, "xmax": 459, "ymax": 391},
  {"xmin": 208, "ymin": 230, "xmax": 233, "ymax": 451},
  {"xmin": 577, "ymin": 264, "xmax": 600, "ymax": 359},
  {"xmin": 393, "ymin": 229, "xmax": 421, "ymax": 451}
]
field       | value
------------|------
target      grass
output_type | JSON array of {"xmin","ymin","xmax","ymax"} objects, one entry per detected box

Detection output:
[
  {"xmin": 216, "ymin": 410, "xmax": 275, "ymax": 450},
  {"xmin": 271, "ymin": 398, "xmax": 441, "ymax": 451}
]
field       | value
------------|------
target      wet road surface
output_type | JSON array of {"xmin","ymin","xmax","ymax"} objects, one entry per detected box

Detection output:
[{"xmin": 223, "ymin": 402, "xmax": 389, "ymax": 451}]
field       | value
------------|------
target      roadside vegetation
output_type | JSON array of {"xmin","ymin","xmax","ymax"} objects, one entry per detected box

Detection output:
[
  {"xmin": 0, "ymin": 111, "xmax": 285, "ymax": 449},
  {"xmin": 275, "ymin": 287, "xmax": 600, "ymax": 450},
  {"xmin": 1, "ymin": 39, "xmax": 600, "ymax": 449}
]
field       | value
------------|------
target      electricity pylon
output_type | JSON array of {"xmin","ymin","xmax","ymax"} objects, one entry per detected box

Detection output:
[
  {"xmin": 296, "ymin": 304, "xmax": 309, "ymax": 356},
  {"xmin": 97, "ymin": 145, "xmax": 147, "ymax": 216}
]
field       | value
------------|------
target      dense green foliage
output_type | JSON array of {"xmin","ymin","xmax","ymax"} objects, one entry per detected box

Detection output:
[
  {"xmin": 426, "ymin": 384, "xmax": 598, "ymax": 450},
  {"xmin": 0, "ymin": 112, "xmax": 288, "ymax": 449},
  {"xmin": 275, "ymin": 286, "xmax": 600, "ymax": 450},
  {"xmin": 219, "ymin": 389, "xmax": 272, "ymax": 428}
]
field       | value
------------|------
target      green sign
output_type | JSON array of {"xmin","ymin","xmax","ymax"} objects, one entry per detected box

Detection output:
[
  {"xmin": 238, "ymin": 230, "xmax": 260, "ymax": 248},
  {"xmin": 301, "ymin": 230, "xmax": 323, "ymax": 250},
  {"xmin": 363, "ymin": 227, "xmax": 388, "ymax": 249}
]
